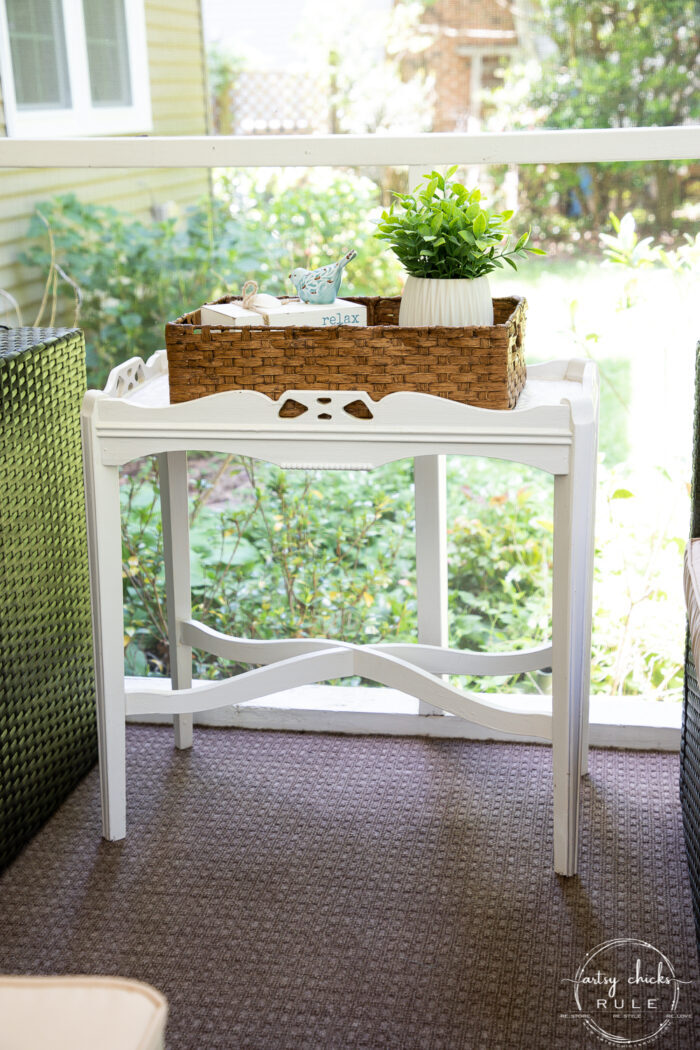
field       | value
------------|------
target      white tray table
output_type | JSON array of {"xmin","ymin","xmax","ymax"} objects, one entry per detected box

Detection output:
[{"xmin": 81, "ymin": 352, "xmax": 598, "ymax": 876}]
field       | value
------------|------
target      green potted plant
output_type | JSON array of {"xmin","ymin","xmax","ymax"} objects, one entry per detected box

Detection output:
[{"xmin": 375, "ymin": 166, "xmax": 544, "ymax": 327}]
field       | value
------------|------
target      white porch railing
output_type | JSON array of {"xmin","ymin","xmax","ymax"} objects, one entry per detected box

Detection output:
[{"xmin": 0, "ymin": 126, "xmax": 698, "ymax": 169}]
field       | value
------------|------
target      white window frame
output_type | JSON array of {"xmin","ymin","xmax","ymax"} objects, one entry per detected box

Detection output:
[{"xmin": 0, "ymin": 0, "xmax": 152, "ymax": 137}]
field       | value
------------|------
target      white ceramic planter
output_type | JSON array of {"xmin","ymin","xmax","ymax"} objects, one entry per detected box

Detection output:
[{"xmin": 398, "ymin": 275, "xmax": 494, "ymax": 327}]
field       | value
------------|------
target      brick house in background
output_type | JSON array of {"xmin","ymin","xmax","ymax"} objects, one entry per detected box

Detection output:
[
  {"xmin": 205, "ymin": 0, "xmax": 534, "ymax": 137},
  {"xmin": 413, "ymin": 0, "xmax": 534, "ymax": 133}
]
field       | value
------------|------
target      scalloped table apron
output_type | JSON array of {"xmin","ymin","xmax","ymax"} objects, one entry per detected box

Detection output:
[{"xmin": 81, "ymin": 351, "xmax": 599, "ymax": 876}]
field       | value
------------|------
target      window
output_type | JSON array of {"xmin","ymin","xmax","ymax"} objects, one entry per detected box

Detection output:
[{"xmin": 0, "ymin": 0, "xmax": 151, "ymax": 136}]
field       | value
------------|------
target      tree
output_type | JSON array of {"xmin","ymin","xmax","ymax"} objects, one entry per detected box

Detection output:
[
  {"xmin": 486, "ymin": 0, "xmax": 699, "ymax": 231},
  {"xmin": 526, "ymin": 0, "xmax": 697, "ymax": 129}
]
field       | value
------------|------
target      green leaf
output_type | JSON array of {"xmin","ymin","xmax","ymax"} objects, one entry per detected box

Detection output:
[
  {"xmin": 445, "ymin": 164, "xmax": 458, "ymax": 179},
  {"xmin": 612, "ymin": 488, "xmax": 634, "ymax": 499},
  {"xmin": 423, "ymin": 177, "xmax": 439, "ymax": 201},
  {"xmin": 473, "ymin": 212, "xmax": 487, "ymax": 237}
]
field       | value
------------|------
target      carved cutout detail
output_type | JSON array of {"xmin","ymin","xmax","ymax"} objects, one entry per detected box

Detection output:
[
  {"xmin": 343, "ymin": 399, "xmax": 373, "ymax": 420},
  {"xmin": 317, "ymin": 396, "xmax": 331, "ymax": 404},
  {"xmin": 318, "ymin": 412, "xmax": 332, "ymax": 420},
  {"xmin": 111, "ymin": 362, "xmax": 146, "ymax": 397},
  {"xmin": 278, "ymin": 398, "xmax": 309, "ymax": 418}
]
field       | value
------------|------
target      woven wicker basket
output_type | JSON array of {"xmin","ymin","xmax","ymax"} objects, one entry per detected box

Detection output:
[{"xmin": 165, "ymin": 294, "xmax": 527, "ymax": 412}]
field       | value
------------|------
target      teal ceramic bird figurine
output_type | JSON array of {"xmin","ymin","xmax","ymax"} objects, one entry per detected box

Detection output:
[{"xmin": 288, "ymin": 249, "xmax": 357, "ymax": 305}]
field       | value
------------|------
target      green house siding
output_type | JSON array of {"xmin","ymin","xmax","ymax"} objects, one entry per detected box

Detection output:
[{"xmin": 0, "ymin": 0, "xmax": 211, "ymax": 324}]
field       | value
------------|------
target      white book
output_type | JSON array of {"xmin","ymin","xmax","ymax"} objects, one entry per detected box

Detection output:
[{"xmin": 200, "ymin": 297, "xmax": 367, "ymax": 328}]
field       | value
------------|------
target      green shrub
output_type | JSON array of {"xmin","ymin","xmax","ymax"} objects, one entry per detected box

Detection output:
[
  {"xmin": 121, "ymin": 456, "xmax": 554, "ymax": 692},
  {"xmin": 122, "ymin": 446, "xmax": 684, "ymax": 701},
  {"xmin": 20, "ymin": 172, "xmax": 403, "ymax": 386},
  {"xmin": 216, "ymin": 168, "xmax": 403, "ymax": 295},
  {"xmin": 20, "ymin": 193, "xmax": 255, "ymax": 385},
  {"xmin": 122, "ymin": 456, "xmax": 417, "ymax": 679}
]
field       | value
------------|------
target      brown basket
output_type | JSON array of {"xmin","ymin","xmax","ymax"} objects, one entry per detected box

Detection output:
[{"xmin": 165, "ymin": 295, "xmax": 527, "ymax": 412}]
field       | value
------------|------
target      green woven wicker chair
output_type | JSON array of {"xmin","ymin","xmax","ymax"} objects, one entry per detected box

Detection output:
[
  {"xmin": 682, "ymin": 342, "xmax": 700, "ymax": 959},
  {"xmin": 0, "ymin": 327, "xmax": 97, "ymax": 871}
]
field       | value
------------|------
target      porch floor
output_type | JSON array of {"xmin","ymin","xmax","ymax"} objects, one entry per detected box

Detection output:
[{"xmin": 1, "ymin": 725, "xmax": 699, "ymax": 1049}]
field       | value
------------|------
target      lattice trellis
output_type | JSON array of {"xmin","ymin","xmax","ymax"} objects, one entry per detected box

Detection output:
[{"xmin": 231, "ymin": 70, "xmax": 329, "ymax": 135}]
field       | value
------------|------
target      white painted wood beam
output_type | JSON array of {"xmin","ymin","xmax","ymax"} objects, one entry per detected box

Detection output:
[{"xmin": 0, "ymin": 127, "xmax": 697, "ymax": 169}]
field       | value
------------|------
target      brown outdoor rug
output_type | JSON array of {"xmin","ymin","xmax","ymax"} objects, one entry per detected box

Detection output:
[{"xmin": 0, "ymin": 725, "xmax": 699, "ymax": 1050}]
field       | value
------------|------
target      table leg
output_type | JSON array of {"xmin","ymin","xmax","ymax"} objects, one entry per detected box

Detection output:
[
  {"xmin": 579, "ymin": 462, "xmax": 597, "ymax": 779},
  {"xmin": 414, "ymin": 455, "xmax": 448, "ymax": 715},
  {"xmin": 552, "ymin": 420, "xmax": 597, "ymax": 876},
  {"xmin": 159, "ymin": 451, "xmax": 193, "ymax": 750},
  {"xmin": 82, "ymin": 434, "xmax": 126, "ymax": 840}
]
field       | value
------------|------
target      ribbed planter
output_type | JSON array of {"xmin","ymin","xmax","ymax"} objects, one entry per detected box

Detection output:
[{"xmin": 398, "ymin": 275, "xmax": 494, "ymax": 327}]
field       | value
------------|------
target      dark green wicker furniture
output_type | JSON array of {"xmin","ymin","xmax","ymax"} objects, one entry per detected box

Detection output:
[
  {"xmin": 682, "ymin": 342, "xmax": 700, "ymax": 959},
  {"xmin": 0, "ymin": 328, "xmax": 96, "ymax": 871}
]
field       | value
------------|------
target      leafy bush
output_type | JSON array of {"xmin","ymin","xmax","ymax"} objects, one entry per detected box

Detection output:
[
  {"xmin": 215, "ymin": 168, "xmax": 402, "ymax": 295},
  {"xmin": 602, "ymin": 211, "xmax": 700, "ymax": 273},
  {"xmin": 20, "ymin": 193, "xmax": 256, "ymax": 385},
  {"xmin": 121, "ymin": 456, "xmax": 554, "ymax": 692},
  {"xmin": 123, "ymin": 457, "xmax": 418, "ymax": 679},
  {"xmin": 20, "ymin": 172, "xmax": 403, "ymax": 386},
  {"xmin": 375, "ymin": 167, "xmax": 542, "ymax": 279},
  {"xmin": 447, "ymin": 460, "xmax": 552, "ymax": 648},
  {"xmin": 122, "ymin": 445, "xmax": 687, "ymax": 702}
]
